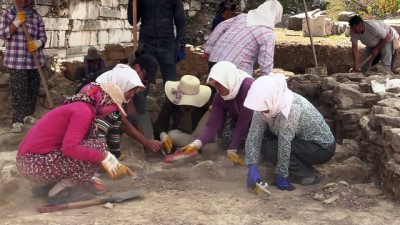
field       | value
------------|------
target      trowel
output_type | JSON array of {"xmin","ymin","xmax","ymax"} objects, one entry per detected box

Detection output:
[{"xmin": 251, "ymin": 181, "xmax": 271, "ymax": 201}]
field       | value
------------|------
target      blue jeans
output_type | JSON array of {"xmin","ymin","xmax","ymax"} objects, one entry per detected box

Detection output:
[{"xmin": 138, "ymin": 42, "xmax": 176, "ymax": 85}]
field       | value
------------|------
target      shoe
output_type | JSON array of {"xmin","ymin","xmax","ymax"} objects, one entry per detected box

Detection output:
[
  {"xmin": 48, "ymin": 179, "xmax": 75, "ymax": 197},
  {"xmin": 30, "ymin": 183, "xmax": 54, "ymax": 197},
  {"xmin": 11, "ymin": 122, "xmax": 23, "ymax": 133},
  {"xmin": 23, "ymin": 115, "xmax": 37, "ymax": 124}
]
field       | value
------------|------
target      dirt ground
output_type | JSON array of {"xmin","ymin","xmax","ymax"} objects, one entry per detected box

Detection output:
[{"xmin": 0, "ymin": 148, "xmax": 400, "ymax": 225}]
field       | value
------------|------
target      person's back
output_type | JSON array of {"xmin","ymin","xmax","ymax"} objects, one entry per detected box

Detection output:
[
  {"xmin": 128, "ymin": 0, "xmax": 185, "ymax": 46},
  {"xmin": 207, "ymin": 14, "xmax": 274, "ymax": 75}
]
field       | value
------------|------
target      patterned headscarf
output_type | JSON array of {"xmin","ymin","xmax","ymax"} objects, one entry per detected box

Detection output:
[
  {"xmin": 64, "ymin": 82, "xmax": 120, "ymax": 117},
  {"xmin": 11, "ymin": 0, "xmax": 35, "ymax": 18}
]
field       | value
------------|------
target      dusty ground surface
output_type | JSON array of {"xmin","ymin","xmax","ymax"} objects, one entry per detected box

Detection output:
[{"xmin": 0, "ymin": 144, "xmax": 400, "ymax": 225}]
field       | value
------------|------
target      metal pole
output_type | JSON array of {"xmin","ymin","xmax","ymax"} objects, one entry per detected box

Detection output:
[{"xmin": 303, "ymin": 0, "xmax": 318, "ymax": 67}]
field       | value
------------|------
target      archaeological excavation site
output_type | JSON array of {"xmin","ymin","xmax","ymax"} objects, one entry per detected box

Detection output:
[{"xmin": 0, "ymin": 0, "xmax": 400, "ymax": 224}]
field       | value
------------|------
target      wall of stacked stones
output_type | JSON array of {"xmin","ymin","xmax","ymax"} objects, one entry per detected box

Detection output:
[{"xmin": 287, "ymin": 73, "xmax": 400, "ymax": 199}]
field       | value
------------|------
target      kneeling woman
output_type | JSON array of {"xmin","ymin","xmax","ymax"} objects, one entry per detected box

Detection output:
[
  {"xmin": 16, "ymin": 82, "xmax": 134, "ymax": 201},
  {"xmin": 244, "ymin": 74, "xmax": 335, "ymax": 191}
]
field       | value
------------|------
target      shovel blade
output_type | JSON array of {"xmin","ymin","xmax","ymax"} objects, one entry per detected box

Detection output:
[{"xmin": 103, "ymin": 190, "xmax": 145, "ymax": 203}]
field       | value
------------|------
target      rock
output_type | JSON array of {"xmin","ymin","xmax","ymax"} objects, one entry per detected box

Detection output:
[
  {"xmin": 385, "ymin": 158, "xmax": 400, "ymax": 175},
  {"xmin": 313, "ymin": 193, "xmax": 324, "ymax": 200},
  {"xmin": 337, "ymin": 11, "xmax": 356, "ymax": 22},
  {"xmin": 332, "ymin": 84, "xmax": 365, "ymax": 109},
  {"xmin": 338, "ymin": 180, "xmax": 349, "ymax": 186},
  {"xmin": 103, "ymin": 202, "xmax": 114, "ymax": 209},
  {"xmin": 323, "ymin": 182, "xmax": 336, "ymax": 189},
  {"xmin": 322, "ymin": 77, "xmax": 339, "ymax": 91},
  {"xmin": 323, "ymin": 195, "xmax": 339, "ymax": 204},
  {"xmin": 319, "ymin": 90, "xmax": 333, "ymax": 105},
  {"xmin": 302, "ymin": 15, "xmax": 332, "ymax": 37},
  {"xmin": 288, "ymin": 9, "xmax": 321, "ymax": 31}
]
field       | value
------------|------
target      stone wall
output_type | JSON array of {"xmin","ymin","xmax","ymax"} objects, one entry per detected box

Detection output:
[
  {"xmin": 287, "ymin": 70, "xmax": 400, "ymax": 199},
  {"xmin": 0, "ymin": 0, "xmax": 233, "ymax": 59}
]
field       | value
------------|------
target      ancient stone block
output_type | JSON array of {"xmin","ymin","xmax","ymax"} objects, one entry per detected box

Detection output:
[
  {"xmin": 101, "ymin": 0, "xmax": 113, "ymax": 7},
  {"xmin": 120, "ymin": 6, "xmax": 128, "ymax": 19},
  {"xmin": 71, "ymin": 20, "xmax": 101, "ymax": 31},
  {"xmin": 302, "ymin": 15, "xmax": 331, "ymax": 37},
  {"xmin": 69, "ymin": 31, "xmax": 92, "ymax": 47},
  {"xmin": 100, "ymin": 20, "xmax": 125, "ymax": 30},
  {"xmin": 43, "ymin": 17, "xmax": 69, "ymax": 31},
  {"xmin": 100, "ymin": 7, "xmax": 121, "ymax": 18},
  {"xmin": 99, "ymin": 30, "xmax": 109, "ymax": 45},
  {"xmin": 70, "ymin": 1, "xmax": 100, "ymax": 20},
  {"xmin": 332, "ymin": 84, "xmax": 365, "ymax": 109},
  {"xmin": 337, "ymin": 11, "xmax": 356, "ymax": 22},
  {"xmin": 36, "ymin": 0, "xmax": 53, "ymax": 6},
  {"xmin": 120, "ymin": 0, "xmax": 129, "ymax": 5},
  {"xmin": 36, "ymin": 5, "xmax": 50, "ymax": 17},
  {"xmin": 108, "ymin": 29, "xmax": 132, "ymax": 44}
]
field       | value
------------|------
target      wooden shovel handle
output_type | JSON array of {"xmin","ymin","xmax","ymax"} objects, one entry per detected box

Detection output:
[{"xmin": 37, "ymin": 198, "xmax": 101, "ymax": 213}]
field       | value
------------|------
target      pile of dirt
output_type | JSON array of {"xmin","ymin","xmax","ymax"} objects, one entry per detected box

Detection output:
[{"xmin": 304, "ymin": 181, "xmax": 381, "ymax": 210}]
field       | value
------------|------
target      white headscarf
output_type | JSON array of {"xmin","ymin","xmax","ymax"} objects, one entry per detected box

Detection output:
[
  {"xmin": 207, "ymin": 61, "xmax": 252, "ymax": 101},
  {"xmin": 244, "ymin": 73, "xmax": 293, "ymax": 119},
  {"xmin": 96, "ymin": 64, "xmax": 145, "ymax": 103},
  {"xmin": 246, "ymin": 0, "xmax": 283, "ymax": 29}
]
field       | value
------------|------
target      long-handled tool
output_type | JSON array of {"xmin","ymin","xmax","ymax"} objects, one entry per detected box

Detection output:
[
  {"xmin": 348, "ymin": 54, "xmax": 373, "ymax": 72},
  {"xmin": 132, "ymin": 0, "xmax": 138, "ymax": 51},
  {"xmin": 37, "ymin": 190, "xmax": 145, "ymax": 213},
  {"xmin": 12, "ymin": 0, "xmax": 53, "ymax": 108}
]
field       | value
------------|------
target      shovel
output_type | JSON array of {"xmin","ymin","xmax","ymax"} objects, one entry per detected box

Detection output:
[
  {"xmin": 348, "ymin": 55, "xmax": 373, "ymax": 72},
  {"xmin": 37, "ymin": 190, "xmax": 145, "ymax": 213}
]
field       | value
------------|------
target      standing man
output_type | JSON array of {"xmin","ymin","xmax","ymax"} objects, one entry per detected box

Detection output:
[
  {"xmin": 127, "ymin": 0, "xmax": 186, "ymax": 139},
  {"xmin": 0, "ymin": 0, "xmax": 47, "ymax": 133},
  {"xmin": 349, "ymin": 15, "xmax": 399, "ymax": 75},
  {"xmin": 204, "ymin": 0, "xmax": 282, "ymax": 76}
]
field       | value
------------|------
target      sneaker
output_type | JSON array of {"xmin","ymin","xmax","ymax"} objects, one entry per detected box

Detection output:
[
  {"xmin": 11, "ymin": 122, "xmax": 23, "ymax": 133},
  {"xmin": 23, "ymin": 115, "xmax": 37, "ymax": 124},
  {"xmin": 48, "ymin": 179, "xmax": 75, "ymax": 197}
]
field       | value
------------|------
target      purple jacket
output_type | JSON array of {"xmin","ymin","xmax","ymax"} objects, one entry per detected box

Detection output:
[{"xmin": 198, "ymin": 77, "xmax": 254, "ymax": 149}]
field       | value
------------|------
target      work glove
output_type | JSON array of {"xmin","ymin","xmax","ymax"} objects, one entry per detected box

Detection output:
[
  {"xmin": 180, "ymin": 139, "xmax": 202, "ymax": 154},
  {"xmin": 27, "ymin": 40, "xmax": 43, "ymax": 52},
  {"xmin": 13, "ymin": 11, "xmax": 26, "ymax": 27},
  {"xmin": 160, "ymin": 132, "xmax": 173, "ymax": 154},
  {"xmin": 247, "ymin": 164, "xmax": 261, "ymax": 188},
  {"xmin": 226, "ymin": 149, "xmax": 245, "ymax": 166},
  {"xmin": 175, "ymin": 48, "xmax": 186, "ymax": 62},
  {"xmin": 273, "ymin": 175, "xmax": 296, "ymax": 191},
  {"xmin": 101, "ymin": 151, "xmax": 134, "ymax": 179}
]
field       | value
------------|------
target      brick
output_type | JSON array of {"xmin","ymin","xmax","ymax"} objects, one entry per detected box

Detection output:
[{"xmin": 100, "ymin": 7, "xmax": 121, "ymax": 18}]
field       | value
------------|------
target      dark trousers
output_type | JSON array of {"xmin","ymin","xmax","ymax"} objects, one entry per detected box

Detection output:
[
  {"xmin": 10, "ymin": 68, "xmax": 41, "ymax": 123},
  {"xmin": 138, "ymin": 42, "xmax": 176, "ymax": 85},
  {"xmin": 261, "ymin": 130, "xmax": 336, "ymax": 177}
]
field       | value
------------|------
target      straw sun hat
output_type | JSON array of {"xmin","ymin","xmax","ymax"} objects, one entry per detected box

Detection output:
[
  {"xmin": 100, "ymin": 82, "xmax": 127, "ymax": 117},
  {"xmin": 165, "ymin": 75, "xmax": 211, "ymax": 107}
]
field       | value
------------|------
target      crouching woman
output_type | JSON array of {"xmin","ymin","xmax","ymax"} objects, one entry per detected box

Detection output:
[
  {"xmin": 244, "ymin": 74, "xmax": 335, "ymax": 191},
  {"xmin": 16, "ymin": 82, "xmax": 133, "ymax": 201}
]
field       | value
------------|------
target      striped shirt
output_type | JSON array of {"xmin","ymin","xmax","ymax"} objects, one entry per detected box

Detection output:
[
  {"xmin": 204, "ymin": 14, "xmax": 275, "ymax": 76},
  {"xmin": 0, "ymin": 8, "xmax": 47, "ymax": 69}
]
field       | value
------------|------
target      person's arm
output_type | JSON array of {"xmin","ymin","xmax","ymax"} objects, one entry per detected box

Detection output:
[
  {"xmin": 0, "ymin": 10, "xmax": 16, "ymax": 39},
  {"xmin": 257, "ymin": 28, "xmax": 275, "ymax": 75},
  {"xmin": 153, "ymin": 101, "xmax": 172, "ymax": 140},
  {"xmin": 204, "ymin": 17, "xmax": 235, "ymax": 54},
  {"xmin": 84, "ymin": 59, "xmax": 90, "ymax": 78},
  {"xmin": 120, "ymin": 116, "xmax": 162, "ymax": 152},
  {"xmin": 373, "ymin": 32, "xmax": 391, "ymax": 56},
  {"xmin": 197, "ymin": 95, "xmax": 226, "ymax": 145},
  {"xmin": 61, "ymin": 109, "xmax": 104, "ymax": 162},
  {"xmin": 174, "ymin": 0, "xmax": 186, "ymax": 45},
  {"xmin": 245, "ymin": 112, "xmax": 267, "ymax": 165},
  {"xmin": 351, "ymin": 41, "xmax": 360, "ymax": 71},
  {"xmin": 127, "ymin": 0, "xmax": 142, "ymax": 26}
]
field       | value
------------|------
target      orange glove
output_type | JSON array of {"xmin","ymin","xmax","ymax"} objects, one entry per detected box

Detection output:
[
  {"xmin": 160, "ymin": 132, "xmax": 173, "ymax": 154},
  {"xmin": 180, "ymin": 139, "xmax": 202, "ymax": 154},
  {"xmin": 227, "ymin": 149, "xmax": 245, "ymax": 166},
  {"xmin": 13, "ymin": 11, "xmax": 26, "ymax": 27},
  {"xmin": 102, "ymin": 152, "xmax": 134, "ymax": 179},
  {"xmin": 27, "ymin": 40, "xmax": 42, "ymax": 52}
]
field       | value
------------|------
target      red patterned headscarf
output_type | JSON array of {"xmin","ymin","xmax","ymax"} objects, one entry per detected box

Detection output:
[{"xmin": 64, "ymin": 82, "xmax": 119, "ymax": 116}]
